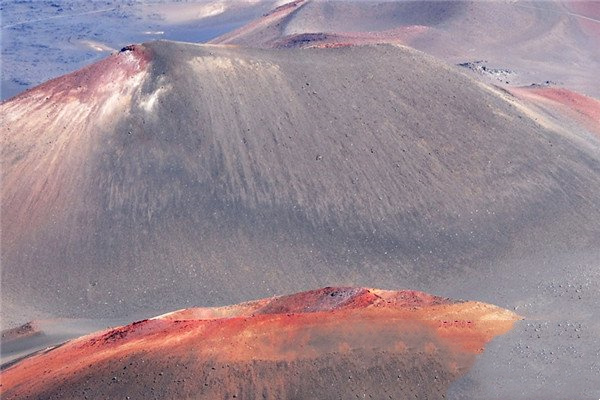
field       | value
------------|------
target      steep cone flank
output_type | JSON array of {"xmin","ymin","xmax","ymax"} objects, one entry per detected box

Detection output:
[
  {"xmin": 210, "ymin": 0, "xmax": 308, "ymax": 46},
  {"xmin": 1, "ymin": 45, "xmax": 151, "ymax": 244},
  {"xmin": 1, "ymin": 40, "xmax": 599, "ymax": 326},
  {"xmin": 0, "ymin": 288, "xmax": 520, "ymax": 399}
]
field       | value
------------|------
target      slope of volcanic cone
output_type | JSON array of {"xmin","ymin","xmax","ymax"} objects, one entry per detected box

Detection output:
[
  {"xmin": 2, "ymin": 40, "xmax": 600, "ymax": 327},
  {"xmin": 0, "ymin": 288, "xmax": 520, "ymax": 399},
  {"xmin": 509, "ymin": 85, "xmax": 600, "ymax": 139}
]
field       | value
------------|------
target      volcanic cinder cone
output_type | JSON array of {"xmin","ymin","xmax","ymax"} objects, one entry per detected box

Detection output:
[
  {"xmin": 508, "ymin": 85, "xmax": 600, "ymax": 138},
  {"xmin": 0, "ymin": 287, "xmax": 520, "ymax": 399},
  {"xmin": 1, "ymin": 40, "xmax": 599, "ymax": 327}
]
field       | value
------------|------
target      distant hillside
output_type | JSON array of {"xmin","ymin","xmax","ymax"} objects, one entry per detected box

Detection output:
[{"xmin": 211, "ymin": 0, "xmax": 600, "ymax": 98}]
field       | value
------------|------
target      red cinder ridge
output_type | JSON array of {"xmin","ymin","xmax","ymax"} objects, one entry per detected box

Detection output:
[
  {"xmin": 3, "ymin": 44, "xmax": 151, "ymax": 105},
  {"xmin": 509, "ymin": 86, "xmax": 600, "ymax": 138},
  {"xmin": 272, "ymin": 26, "xmax": 428, "ymax": 49},
  {"xmin": 0, "ymin": 287, "xmax": 520, "ymax": 399}
]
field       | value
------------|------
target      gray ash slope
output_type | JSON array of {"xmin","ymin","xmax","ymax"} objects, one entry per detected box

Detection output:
[{"xmin": 2, "ymin": 40, "xmax": 599, "ymax": 327}]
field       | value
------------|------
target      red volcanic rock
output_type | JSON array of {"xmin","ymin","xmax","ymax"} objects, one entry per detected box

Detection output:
[
  {"xmin": 0, "ymin": 287, "xmax": 520, "ymax": 399},
  {"xmin": 510, "ymin": 86, "xmax": 600, "ymax": 138},
  {"xmin": 0, "ymin": 44, "xmax": 151, "ymax": 246}
]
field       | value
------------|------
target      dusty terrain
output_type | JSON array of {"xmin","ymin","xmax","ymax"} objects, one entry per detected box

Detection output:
[
  {"xmin": 0, "ymin": 287, "xmax": 520, "ymax": 399},
  {"xmin": 6, "ymin": 1, "xmax": 598, "ymax": 100},
  {"xmin": 3, "ymin": 40, "xmax": 599, "ymax": 324},
  {"xmin": 1, "ymin": 1, "xmax": 599, "ymax": 398},
  {"xmin": 211, "ymin": 0, "xmax": 600, "ymax": 98},
  {"xmin": 2, "ymin": 39, "xmax": 599, "ymax": 398}
]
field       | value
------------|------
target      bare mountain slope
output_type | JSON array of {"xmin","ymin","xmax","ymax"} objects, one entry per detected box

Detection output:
[{"xmin": 2, "ymin": 40, "xmax": 599, "ymax": 328}]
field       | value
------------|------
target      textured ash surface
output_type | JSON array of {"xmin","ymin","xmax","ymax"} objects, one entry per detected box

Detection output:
[
  {"xmin": 3, "ymin": 351, "xmax": 459, "ymax": 399},
  {"xmin": 3, "ymin": 41, "xmax": 599, "ymax": 324},
  {"xmin": 1, "ymin": 2, "xmax": 600, "ymax": 397}
]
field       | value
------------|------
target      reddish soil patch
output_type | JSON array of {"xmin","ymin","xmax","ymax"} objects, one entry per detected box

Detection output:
[
  {"xmin": 0, "ymin": 287, "xmax": 519, "ymax": 399},
  {"xmin": 3, "ymin": 44, "xmax": 151, "ymax": 105},
  {"xmin": 0, "ymin": 45, "xmax": 151, "ymax": 245},
  {"xmin": 510, "ymin": 86, "xmax": 600, "ymax": 138},
  {"xmin": 0, "ymin": 322, "xmax": 40, "ymax": 344}
]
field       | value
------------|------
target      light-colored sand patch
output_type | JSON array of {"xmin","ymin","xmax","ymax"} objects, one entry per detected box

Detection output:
[
  {"xmin": 140, "ymin": 2, "xmax": 229, "ymax": 24},
  {"xmin": 78, "ymin": 39, "xmax": 115, "ymax": 52},
  {"xmin": 189, "ymin": 55, "xmax": 281, "ymax": 75},
  {"xmin": 139, "ymin": 80, "xmax": 170, "ymax": 113}
]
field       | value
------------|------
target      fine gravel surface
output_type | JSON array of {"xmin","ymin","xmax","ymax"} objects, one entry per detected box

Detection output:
[{"xmin": 1, "ymin": 40, "xmax": 600, "ymax": 398}]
